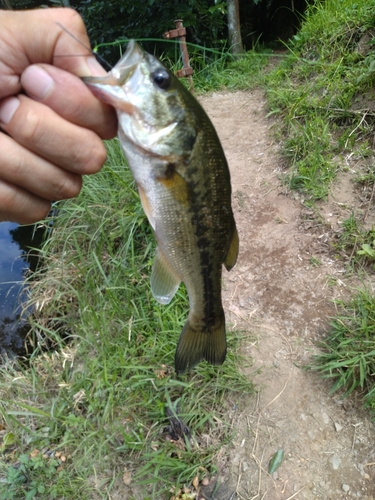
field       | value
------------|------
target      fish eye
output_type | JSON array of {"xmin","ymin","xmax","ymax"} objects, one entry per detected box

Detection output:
[{"xmin": 151, "ymin": 68, "xmax": 171, "ymax": 90}]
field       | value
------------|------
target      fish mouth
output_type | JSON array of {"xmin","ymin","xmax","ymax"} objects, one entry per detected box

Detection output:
[
  {"xmin": 82, "ymin": 40, "xmax": 143, "ymax": 86},
  {"xmin": 82, "ymin": 40, "xmax": 144, "ymax": 112}
]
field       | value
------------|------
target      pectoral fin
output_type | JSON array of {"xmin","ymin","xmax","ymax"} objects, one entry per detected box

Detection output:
[
  {"xmin": 224, "ymin": 226, "xmax": 239, "ymax": 271},
  {"xmin": 151, "ymin": 248, "xmax": 181, "ymax": 305},
  {"xmin": 158, "ymin": 165, "xmax": 191, "ymax": 207},
  {"xmin": 138, "ymin": 185, "xmax": 155, "ymax": 230}
]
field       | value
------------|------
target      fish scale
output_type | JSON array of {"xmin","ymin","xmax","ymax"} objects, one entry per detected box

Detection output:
[{"xmin": 82, "ymin": 40, "xmax": 239, "ymax": 373}]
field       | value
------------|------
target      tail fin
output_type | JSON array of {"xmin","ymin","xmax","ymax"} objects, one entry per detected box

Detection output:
[{"xmin": 174, "ymin": 314, "xmax": 227, "ymax": 374}]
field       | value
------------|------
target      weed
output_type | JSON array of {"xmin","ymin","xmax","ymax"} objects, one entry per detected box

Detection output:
[
  {"xmin": 310, "ymin": 289, "xmax": 375, "ymax": 412},
  {"xmin": 266, "ymin": 0, "xmax": 375, "ymax": 200},
  {"xmin": 309, "ymin": 256, "xmax": 322, "ymax": 267},
  {"xmin": 334, "ymin": 212, "xmax": 375, "ymax": 268},
  {"xmin": 0, "ymin": 452, "xmax": 70, "ymax": 500}
]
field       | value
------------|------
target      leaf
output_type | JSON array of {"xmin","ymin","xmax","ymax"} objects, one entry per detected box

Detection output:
[
  {"xmin": 26, "ymin": 488, "xmax": 37, "ymax": 500},
  {"xmin": 3, "ymin": 432, "xmax": 15, "ymax": 447},
  {"xmin": 268, "ymin": 449, "xmax": 284, "ymax": 474}
]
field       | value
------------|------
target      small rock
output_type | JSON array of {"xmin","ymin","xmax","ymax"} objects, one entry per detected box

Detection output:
[
  {"xmin": 334, "ymin": 422, "xmax": 343, "ymax": 432},
  {"xmin": 321, "ymin": 412, "xmax": 330, "ymax": 424},
  {"xmin": 242, "ymin": 461, "xmax": 249, "ymax": 472},
  {"xmin": 342, "ymin": 484, "xmax": 350, "ymax": 493},
  {"xmin": 272, "ymin": 471, "xmax": 278, "ymax": 480},
  {"xmin": 331, "ymin": 454, "xmax": 341, "ymax": 470},
  {"xmin": 308, "ymin": 430, "xmax": 317, "ymax": 439}
]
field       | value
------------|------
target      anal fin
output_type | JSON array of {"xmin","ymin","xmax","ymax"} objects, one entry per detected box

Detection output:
[{"xmin": 151, "ymin": 248, "xmax": 180, "ymax": 305}]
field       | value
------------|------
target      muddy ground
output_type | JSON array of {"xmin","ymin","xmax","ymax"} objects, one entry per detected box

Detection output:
[{"xmin": 198, "ymin": 90, "xmax": 375, "ymax": 500}]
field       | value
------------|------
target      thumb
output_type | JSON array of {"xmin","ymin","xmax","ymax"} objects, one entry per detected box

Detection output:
[{"xmin": 1, "ymin": 8, "xmax": 105, "ymax": 79}]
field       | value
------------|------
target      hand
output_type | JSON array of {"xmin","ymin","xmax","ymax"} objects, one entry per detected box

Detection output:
[{"xmin": 0, "ymin": 8, "xmax": 117, "ymax": 224}]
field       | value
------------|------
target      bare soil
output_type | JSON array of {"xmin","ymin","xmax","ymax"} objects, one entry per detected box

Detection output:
[{"xmin": 198, "ymin": 90, "xmax": 375, "ymax": 500}]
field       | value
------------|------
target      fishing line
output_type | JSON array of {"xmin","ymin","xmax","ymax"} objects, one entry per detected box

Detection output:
[{"xmin": 54, "ymin": 22, "xmax": 113, "ymax": 71}]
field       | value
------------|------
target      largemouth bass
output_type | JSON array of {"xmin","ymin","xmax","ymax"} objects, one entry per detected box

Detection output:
[{"xmin": 82, "ymin": 41, "xmax": 239, "ymax": 373}]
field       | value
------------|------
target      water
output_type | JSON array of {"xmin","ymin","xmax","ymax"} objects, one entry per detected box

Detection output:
[{"xmin": 0, "ymin": 222, "xmax": 44, "ymax": 358}]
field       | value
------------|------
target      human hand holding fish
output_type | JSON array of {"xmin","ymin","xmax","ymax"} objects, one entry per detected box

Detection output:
[{"xmin": 0, "ymin": 8, "xmax": 117, "ymax": 224}]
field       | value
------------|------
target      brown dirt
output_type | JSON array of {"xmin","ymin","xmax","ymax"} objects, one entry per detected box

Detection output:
[{"xmin": 197, "ymin": 89, "xmax": 375, "ymax": 500}]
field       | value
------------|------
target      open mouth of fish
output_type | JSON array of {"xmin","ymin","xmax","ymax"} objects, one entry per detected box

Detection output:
[{"xmin": 81, "ymin": 40, "xmax": 143, "ymax": 114}]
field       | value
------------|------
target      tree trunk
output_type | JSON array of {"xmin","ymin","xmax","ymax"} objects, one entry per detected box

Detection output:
[{"xmin": 227, "ymin": 0, "xmax": 243, "ymax": 55}]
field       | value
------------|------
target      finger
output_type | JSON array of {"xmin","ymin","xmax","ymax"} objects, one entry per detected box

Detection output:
[
  {"xmin": 0, "ymin": 8, "xmax": 106, "ymax": 97},
  {"xmin": 0, "ymin": 132, "xmax": 82, "ymax": 202},
  {"xmin": 2, "ymin": 8, "xmax": 100, "ymax": 74},
  {"xmin": 21, "ymin": 64, "xmax": 117, "ymax": 140},
  {"xmin": 0, "ymin": 94, "xmax": 107, "ymax": 175},
  {"xmin": 0, "ymin": 180, "xmax": 52, "ymax": 225}
]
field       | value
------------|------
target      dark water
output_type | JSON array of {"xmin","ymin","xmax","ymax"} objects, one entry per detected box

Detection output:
[{"xmin": 0, "ymin": 222, "xmax": 44, "ymax": 358}]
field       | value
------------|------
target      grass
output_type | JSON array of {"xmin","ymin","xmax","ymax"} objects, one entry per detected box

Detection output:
[
  {"xmin": 0, "ymin": 140, "xmax": 254, "ymax": 499},
  {"xmin": 188, "ymin": 44, "xmax": 272, "ymax": 93},
  {"xmin": 266, "ymin": 0, "xmax": 375, "ymax": 201},
  {"xmin": 265, "ymin": 0, "xmax": 375, "ymax": 414},
  {"xmin": 333, "ymin": 212, "xmax": 375, "ymax": 269},
  {"xmin": 310, "ymin": 289, "xmax": 375, "ymax": 414}
]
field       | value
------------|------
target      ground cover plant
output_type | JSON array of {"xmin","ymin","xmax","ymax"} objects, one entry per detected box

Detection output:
[
  {"xmin": 0, "ymin": 140, "xmax": 254, "ymax": 499},
  {"xmin": 267, "ymin": 0, "xmax": 375, "ymax": 200},
  {"xmin": 310, "ymin": 289, "xmax": 375, "ymax": 413},
  {"xmin": 266, "ymin": 0, "xmax": 375, "ymax": 411}
]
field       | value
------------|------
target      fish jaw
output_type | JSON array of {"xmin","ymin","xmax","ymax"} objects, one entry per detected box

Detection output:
[
  {"xmin": 81, "ymin": 40, "xmax": 144, "ymax": 114},
  {"xmin": 81, "ymin": 39, "xmax": 143, "ymax": 87}
]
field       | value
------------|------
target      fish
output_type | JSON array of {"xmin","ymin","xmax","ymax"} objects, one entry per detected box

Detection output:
[{"xmin": 82, "ymin": 40, "xmax": 239, "ymax": 373}]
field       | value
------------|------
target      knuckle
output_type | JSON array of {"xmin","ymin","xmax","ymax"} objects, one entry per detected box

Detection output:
[
  {"xmin": 62, "ymin": 9, "xmax": 86, "ymax": 34},
  {"xmin": 56, "ymin": 174, "xmax": 82, "ymax": 200},
  {"xmin": 19, "ymin": 204, "xmax": 51, "ymax": 225},
  {"xmin": 80, "ymin": 139, "xmax": 107, "ymax": 174},
  {"xmin": 21, "ymin": 107, "xmax": 42, "ymax": 143}
]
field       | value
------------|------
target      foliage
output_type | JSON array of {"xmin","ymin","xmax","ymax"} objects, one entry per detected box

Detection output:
[
  {"xmin": 310, "ymin": 290, "xmax": 375, "ymax": 413},
  {"xmin": 266, "ymin": 0, "xmax": 375, "ymax": 200},
  {"xmin": 333, "ymin": 212, "xmax": 375, "ymax": 269},
  {"xmin": 0, "ymin": 452, "xmax": 70, "ymax": 500},
  {"xmin": 5, "ymin": 0, "xmax": 311, "ymax": 65},
  {"xmin": 76, "ymin": 0, "xmax": 228, "ymax": 65}
]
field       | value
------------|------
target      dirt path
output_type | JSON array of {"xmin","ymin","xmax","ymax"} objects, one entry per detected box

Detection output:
[{"xmin": 199, "ymin": 90, "xmax": 375, "ymax": 500}]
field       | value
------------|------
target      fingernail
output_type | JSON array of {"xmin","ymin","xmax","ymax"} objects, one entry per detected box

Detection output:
[
  {"xmin": 86, "ymin": 56, "xmax": 108, "ymax": 76},
  {"xmin": 0, "ymin": 97, "xmax": 20, "ymax": 124},
  {"xmin": 22, "ymin": 66, "xmax": 54, "ymax": 100}
]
